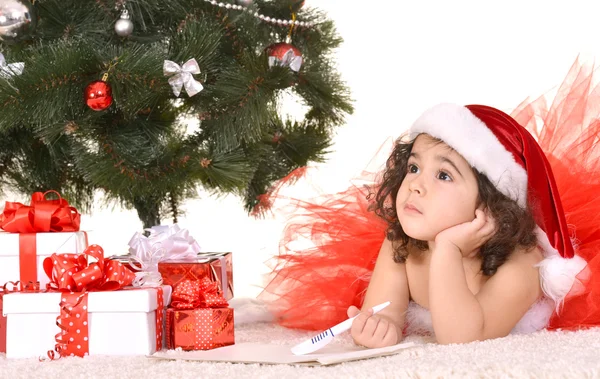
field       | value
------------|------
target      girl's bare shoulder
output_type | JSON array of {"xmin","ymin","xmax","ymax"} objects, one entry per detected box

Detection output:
[{"xmin": 507, "ymin": 245, "xmax": 544, "ymax": 268}]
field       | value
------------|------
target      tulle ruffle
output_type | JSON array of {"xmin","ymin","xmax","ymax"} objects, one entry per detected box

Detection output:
[
  {"xmin": 259, "ymin": 169, "xmax": 388, "ymax": 330},
  {"xmin": 511, "ymin": 59, "xmax": 600, "ymax": 330}
]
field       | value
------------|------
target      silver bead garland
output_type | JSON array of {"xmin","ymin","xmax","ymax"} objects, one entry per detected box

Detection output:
[{"xmin": 203, "ymin": 0, "xmax": 316, "ymax": 27}]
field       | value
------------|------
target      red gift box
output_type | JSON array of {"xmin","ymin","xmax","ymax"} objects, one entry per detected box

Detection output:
[
  {"xmin": 158, "ymin": 252, "xmax": 233, "ymax": 300},
  {"xmin": 166, "ymin": 308, "xmax": 234, "ymax": 351},
  {"xmin": 165, "ymin": 278, "xmax": 234, "ymax": 351},
  {"xmin": 124, "ymin": 226, "xmax": 233, "ymax": 300}
]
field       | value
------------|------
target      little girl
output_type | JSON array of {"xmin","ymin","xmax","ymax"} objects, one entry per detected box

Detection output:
[{"xmin": 259, "ymin": 59, "xmax": 600, "ymax": 345}]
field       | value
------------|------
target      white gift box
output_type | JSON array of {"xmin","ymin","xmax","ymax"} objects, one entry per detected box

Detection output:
[
  {"xmin": 2, "ymin": 285, "xmax": 171, "ymax": 358},
  {"xmin": 0, "ymin": 231, "xmax": 88, "ymax": 287}
]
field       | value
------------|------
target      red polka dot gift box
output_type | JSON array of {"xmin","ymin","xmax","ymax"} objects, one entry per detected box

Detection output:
[{"xmin": 166, "ymin": 278, "xmax": 234, "ymax": 351}]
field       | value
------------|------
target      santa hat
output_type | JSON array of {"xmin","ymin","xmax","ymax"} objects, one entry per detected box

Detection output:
[{"xmin": 409, "ymin": 103, "xmax": 587, "ymax": 305}]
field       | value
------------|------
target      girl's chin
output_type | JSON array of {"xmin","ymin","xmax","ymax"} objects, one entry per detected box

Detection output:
[
  {"xmin": 400, "ymin": 218, "xmax": 439, "ymax": 242},
  {"xmin": 403, "ymin": 229, "xmax": 435, "ymax": 242}
]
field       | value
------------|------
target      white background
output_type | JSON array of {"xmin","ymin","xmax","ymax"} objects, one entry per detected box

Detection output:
[{"xmin": 6, "ymin": 0, "xmax": 600, "ymax": 298}]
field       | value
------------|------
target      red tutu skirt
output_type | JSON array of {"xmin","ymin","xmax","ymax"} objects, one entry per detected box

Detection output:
[{"xmin": 259, "ymin": 58, "xmax": 600, "ymax": 332}]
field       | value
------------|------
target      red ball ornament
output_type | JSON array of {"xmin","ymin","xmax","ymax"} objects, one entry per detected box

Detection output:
[
  {"xmin": 266, "ymin": 42, "xmax": 303, "ymax": 72},
  {"xmin": 85, "ymin": 80, "xmax": 113, "ymax": 111}
]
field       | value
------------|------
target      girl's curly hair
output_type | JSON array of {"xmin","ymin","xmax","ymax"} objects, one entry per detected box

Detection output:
[{"xmin": 372, "ymin": 134, "xmax": 538, "ymax": 276}]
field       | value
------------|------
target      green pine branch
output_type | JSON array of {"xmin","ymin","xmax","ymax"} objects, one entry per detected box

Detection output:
[{"xmin": 0, "ymin": 0, "xmax": 353, "ymax": 228}]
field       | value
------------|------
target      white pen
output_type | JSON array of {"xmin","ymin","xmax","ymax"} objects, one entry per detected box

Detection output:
[{"xmin": 291, "ymin": 301, "xmax": 392, "ymax": 355}]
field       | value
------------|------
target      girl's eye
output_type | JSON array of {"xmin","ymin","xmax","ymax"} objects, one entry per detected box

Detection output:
[
  {"xmin": 437, "ymin": 171, "xmax": 452, "ymax": 181},
  {"xmin": 407, "ymin": 164, "xmax": 419, "ymax": 174}
]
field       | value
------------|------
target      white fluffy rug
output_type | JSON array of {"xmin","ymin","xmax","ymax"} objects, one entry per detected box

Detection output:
[{"xmin": 2, "ymin": 299, "xmax": 600, "ymax": 378}]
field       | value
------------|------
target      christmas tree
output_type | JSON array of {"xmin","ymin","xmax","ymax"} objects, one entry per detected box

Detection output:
[{"xmin": 0, "ymin": 0, "xmax": 352, "ymax": 228}]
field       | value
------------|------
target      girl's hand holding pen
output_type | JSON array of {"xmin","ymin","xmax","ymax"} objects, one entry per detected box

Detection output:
[{"xmin": 347, "ymin": 305, "xmax": 400, "ymax": 348}]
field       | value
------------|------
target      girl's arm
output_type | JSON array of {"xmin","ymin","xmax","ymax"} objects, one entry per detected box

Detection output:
[
  {"xmin": 429, "ymin": 243, "xmax": 543, "ymax": 344},
  {"xmin": 360, "ymin": 237, "xmax": 411, "ymax": 336}
]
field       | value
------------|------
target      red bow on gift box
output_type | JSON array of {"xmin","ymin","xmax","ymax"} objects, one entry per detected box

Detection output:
[
  {"xmin": 0, "ymin": 191, "xmax": 80, "ymax": 233},
  {"xmin": 171, "ymin": 278, "xmax": 229, "ymax": 309},
  {"xmin": 43, "ymin": 244, "xmax": 135, "ymax": 292},
  {"xmin": 41, "ymin": 244, "xmax": 138, "ymax": 359}
]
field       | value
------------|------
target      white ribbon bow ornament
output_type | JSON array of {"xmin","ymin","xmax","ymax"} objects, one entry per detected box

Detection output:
[{"xmin": 163, "ymin": 58, "xmax": 204, "ymax": 97}]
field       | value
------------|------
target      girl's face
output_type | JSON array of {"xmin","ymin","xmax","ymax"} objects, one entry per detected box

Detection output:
[{"xmin": 396, "ymin": 134, "xmax": 480, "ymax": 242}]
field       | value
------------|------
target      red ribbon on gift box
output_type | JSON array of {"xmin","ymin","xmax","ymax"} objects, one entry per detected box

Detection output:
[
  {"xmin": 0, "ymin": 191, "xmax": 81, "ymax": 284},
  {"xmin": 42, "ymin": 244, "xmax": 141, "ymax": 359},
  {"xmin": 171, "ymin": 278, "xmax": 229, "ymax": 310}
]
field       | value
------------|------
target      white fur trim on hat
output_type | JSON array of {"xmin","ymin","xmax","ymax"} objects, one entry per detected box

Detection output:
[
  {"xmin": 535, "ymin": 227, "xmax": 587, "ymax": 307},
  {"xmin": 409, "ymin": 103, "xmax": 528, "ymax": 207}
]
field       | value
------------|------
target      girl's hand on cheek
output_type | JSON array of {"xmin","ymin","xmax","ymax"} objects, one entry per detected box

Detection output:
[{"xmin": 434, "ymin": 209, "xmax": 496, "ymax": 258}]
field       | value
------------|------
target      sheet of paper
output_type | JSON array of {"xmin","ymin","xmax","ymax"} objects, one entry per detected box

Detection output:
[{"xmin": 149, "ymin": 342, "xmax": 415, "ymax": 366}]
